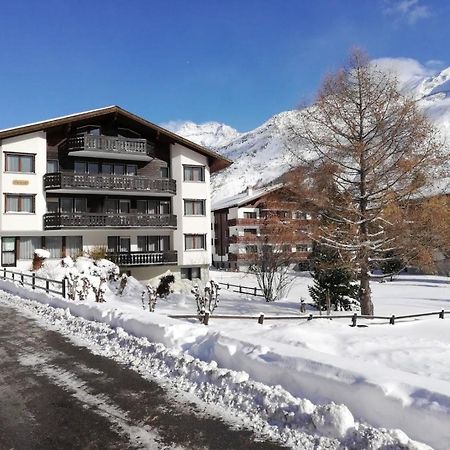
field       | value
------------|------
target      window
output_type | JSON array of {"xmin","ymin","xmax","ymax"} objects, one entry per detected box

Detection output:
[
  {"xmin": 102, "ymin": 163, "xmax": 113, "ymax": 174},
  {"xmin": 137, "ymin": 200, "xmax": 170, "ymax": 215},
  {"xmin": 74, "ymin": 161, "xmax": 86, "ymax": 174},
  {"xmin": 183, "ymin": 165, "xmax": 205, "ymax": 182},
  {"xmin": 137, "ymin": 236, "xmax": 170, "ymax": 252},
  {"xmin": 45, "ymin": 236, "xmax": 63, "ymax": 258},
  {"xmin": 5, "ymin": 194, "xmax": 35, "ymax": 213},
  {"xmin": 295, "ymin": 211, "xmax": 308, "ymax": 220},
  {"xmin": 243, "ymin": 228, "xmax": 257, "ymax": 235},
  {"xmin": 296, "ymin": 244, "xmax": 309, "ymax": 252},
  {"xmin": 46, "ymin": 198, "xmax": 59, "ymax": 213},
  {"xmin": 1, "ymin": 237, "xmax": 16, "ymax": 266},
  {"xmin": 47, "ymin": 160, "xmax": 59, "ymax": 173},
  {"xmin": 5, "ymin": 153, "xmax": 35, "ymax": 173},
  {"xmin": 243, "ymin": 211, "xmax": 257, "ymax": 219},
  {"xmin": 87, "ymin": 162, "xmax": 99, "ymax": 174},
  {"xmin": 245, "ymin": 245, "xmax": 257, "ymax": 253},
  {"xmin": 60, "ymin": 197, "xmax": 86, "ymax": 213},
  {"xmin": 107, "ymin": 236, "xmax": 130, "ymax": 253},
  {"xmin": 19, "ymin": 237, "xmax": 41, "ymax": 259},
  {"xmin": 65, "ymin": 236, "xmax": 83, "ymax": 257},
  {"xmin": 185, "ymin": 234, "xmax": 206, "ymax": 250},
  {"xmin": 119, "ymin": 200, "xmax": 130, "ymax": 214},
  {"xmin": 181, "ymin": 267, "xmax": 201, "ymax": 280},
  {"xmin": 184, "ymin": 199, "xmax": 205, "ymax": 216},
  {"xmin": 160, "ymin": 166, "xmax": 169, "ymax": 178},
  {"xmin": 126, "ymin": 164, "xmax": 137, "ymax": 176},
  {"xmin": 114, "ymin": 164, "xmax": 125, "ymax": 175}
]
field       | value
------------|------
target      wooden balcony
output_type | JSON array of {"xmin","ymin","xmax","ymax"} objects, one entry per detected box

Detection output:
[
  {"xmin": 44, "ymin": 212, "xmax": 177, "ymax": 230},
  {"xmin": 44, "ymin": 172, "xmax": 176, "ymax": 196},
  {"xmin": 107, "ymin": 251, "xmax": 177, "ymax": 267},
  {"xmin": 228, "ymin": 218, "xmax": 261, "ymax": 227},
  {"xmin": 228, "ymin": 234, "xmax": 259, "ymax": 244},
  {"xmin": 63, "ymin": 134, "xmax": 154, "ymax": 161}
]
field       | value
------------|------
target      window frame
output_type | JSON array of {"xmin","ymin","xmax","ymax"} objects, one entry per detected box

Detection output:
[
  {"xmin": 184, "ymin": 234, "xmax": 206, "ymax": 251},
  {"xmin": 183, "ymin": 165, "xmax": 205, "ymax": 182},
  {"xmin": 5, "ymin": 153, "xmax": 36, "ymax": 174},
  {"xmin": 4, "ymin": 194, "xmax": 36, "ymax": 213},
  {"xmin": 183, "ymin": 199, "xmax": 205, "ymax": 216}
]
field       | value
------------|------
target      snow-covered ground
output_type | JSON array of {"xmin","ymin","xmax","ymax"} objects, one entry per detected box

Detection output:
[{"xmin": 0, "ymin": 259, "xmax": 449, "ymax": 449}]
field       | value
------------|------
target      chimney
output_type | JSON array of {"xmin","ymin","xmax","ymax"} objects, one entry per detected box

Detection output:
[{"xmin": 246, "ymin": 186, "xmax": 253, "ymax": 196}]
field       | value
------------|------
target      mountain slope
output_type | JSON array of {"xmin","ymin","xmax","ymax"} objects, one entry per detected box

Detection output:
[{"xmin": 168, "ymin": 60, "xmax": 450, "ymax": 203}]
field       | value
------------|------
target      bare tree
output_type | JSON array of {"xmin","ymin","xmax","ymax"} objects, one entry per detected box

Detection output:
[{"xmin": 289, "ymin": 49, "xmax": 443, "ymax": 314}]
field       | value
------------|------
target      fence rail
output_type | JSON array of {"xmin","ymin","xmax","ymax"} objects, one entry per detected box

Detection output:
[
  {"xmin": 1, "ymin": 268, "xmax": 66, "ymax": 297},
  {"xmin": 169, "ymin": 310, "xmax": 450, "ymax": 326},
  {"xmin": 218, "ymin": 282, "xmax": 265, "ymax": 297}
]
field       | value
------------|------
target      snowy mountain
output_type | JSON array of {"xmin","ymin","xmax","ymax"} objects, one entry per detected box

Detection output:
[
  {"xmin": 162, "ymin": 120, "xmax": 241, "ymax": 148},
  {"xmin": 168, "ymin": 59, "xmax": 450, "ymax": 204}
]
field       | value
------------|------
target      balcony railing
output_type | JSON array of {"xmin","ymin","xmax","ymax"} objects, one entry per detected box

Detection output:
[
  {"xmin": 44, "ymin": 213, "xmax": 177, "ymax": 229},
  {"xmin": 44, "ymin": 172, "xmax": 176, "ymax": 195},
  {"xmin": 228, "ymin": 218, "xmax": 261, "ymax": 226},
  {"xmin": 107, "ymin": 251, "xmax": 177, "ymax": 266},
  {"xmin": 64, "ymin": 133, "xmax": 154, "ymax": 157}
]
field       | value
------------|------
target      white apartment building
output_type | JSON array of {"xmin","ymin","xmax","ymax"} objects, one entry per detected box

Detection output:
[{"xmin": 0, "ymin": 106, "xmax": 231, "ymax": 281}]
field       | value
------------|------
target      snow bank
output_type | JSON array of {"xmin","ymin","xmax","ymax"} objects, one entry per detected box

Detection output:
[
  {"xmin": 0, "ymin": 286, "xmax": 431, "ymax": 450},
  {"xmin": 0, "ymin": 276, "xmax": 442, "ymax": 449}
]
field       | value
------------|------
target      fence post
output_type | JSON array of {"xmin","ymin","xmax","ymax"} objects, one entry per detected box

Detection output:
[
  {"xmin": 258, "ymin": 313, "xmax": 264, "ymax": 325},
  {"xmin": 239, "ymin": 285, "xmax": 242, "ymax": 294},
  {"xmin": 21, "ymin": 273, "xmax": 24, "ymax": 285},
  {"xmin": 62, "ymin": 277, "xmax": 67, "ymax": 298},
  {"xmin": 351, "ymin": 313, "xmax": 357, "ymax": 327},
  {"xmin": 254, "ymin": 287, "xmax": 257, "ymax": 296},
  {"xmin": 3, "ymin": 268, "xmax": 5, "ymax": 280},
  {"xmin": 227, "ymin": 283, "xmax": 229, "ymax": 289},
  {"xmin": 439, "ymin": 310, "xmax": 445, "ymax": 319},
  {"xmin": 389, "ymin": 315, "xmax": 395, "ymax": 325},
  {"xmin": 46, "ymin": 279, "xmax": 50, "ymax": 294},
  {"xmin": 12, "ymin": 272, "xmax": 15, "ymax": 281},
  {"xmin": 203, "ymin": 311, "xmax": 210, "ymax": 325},
  {"xmin": 32, "ymin": 273, "xmax": 35, "ymax": 290},
  {"xmin": 307, "ymin": 314, "xmax": 313, "ymax": 321}
]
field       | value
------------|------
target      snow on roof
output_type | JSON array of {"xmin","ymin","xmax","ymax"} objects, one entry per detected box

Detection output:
[{"xmin": 212, "ymin": 183, "xmax": 284, "ymax": 211}]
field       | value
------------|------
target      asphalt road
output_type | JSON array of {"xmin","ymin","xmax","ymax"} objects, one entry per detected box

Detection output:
[{"xmin": 0, "ymin": 302, "xmax": 286, "ymax": 450}]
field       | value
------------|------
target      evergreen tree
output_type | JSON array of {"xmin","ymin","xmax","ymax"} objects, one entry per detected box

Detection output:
[{"xmin": 308, "ymin": 244, "xmax": 358, "ymax": 311}]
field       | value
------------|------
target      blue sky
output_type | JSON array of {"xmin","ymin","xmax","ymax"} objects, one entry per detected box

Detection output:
[{"xmin": 0, "ymin": 0, "xmax": 448, "ymax": 131}]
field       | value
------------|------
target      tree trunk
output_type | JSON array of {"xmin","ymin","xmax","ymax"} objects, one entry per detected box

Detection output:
[{"xmin": 359, "ymin": 257, "xmax": 373, "ymax": 315}]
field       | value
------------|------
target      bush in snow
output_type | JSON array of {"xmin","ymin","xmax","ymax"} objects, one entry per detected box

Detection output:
[
  {"xmin": 192, "ymin": 280, "xmax": 220, "ymax": 317},
  {"xmin": 93, "ymin": 275, "xmax": 107, "ymax": 303},
  {"xmin": 87, "ymin": 245, "xmax": 108, "ymax": 261},
  {"xmin": 66, "ymin": 269, "xmax": 79, "ymax": 301},
  {"xmin": 141, "ymin": 284, "xmax": 157, "ymax": 312},
  {"xmin": 156, "ymin": 274, "xmax": 175, "ymax": 298},
  {"xmin": 32, "ymin": 249, "xmax": 50, "ymax": 271},
  {"xmin": 117, "ymin": 273, "xmax": 128, "ymax": 295},
  {"xmin": 77, "ymin": 276, "xmax": 92, "ymax": 301},
  {"xmin": 107, "ymin": 265, "xmax": 120, "ymax": 282}
]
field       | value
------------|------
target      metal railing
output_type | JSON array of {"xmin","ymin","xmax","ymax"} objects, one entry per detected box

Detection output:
[
  {"xmin": 43, "ymin": 212, "xmax": 177, "ymax": 229},
  {"xmin": 0, "ymin": 268, "xmax": 66, "ymax": 297},
  {"xmin": 44, "ymin": 172, "xmax": 176, "ymax": 195}
]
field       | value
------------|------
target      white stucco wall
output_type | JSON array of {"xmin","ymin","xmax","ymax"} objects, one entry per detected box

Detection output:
[
  {"xmin": 0, "ymin": 132, "xmax": 47, "ymax": 232},
  {"xmin": 170, "ymin": 143, "xmax": 211, "ymax": 268}
]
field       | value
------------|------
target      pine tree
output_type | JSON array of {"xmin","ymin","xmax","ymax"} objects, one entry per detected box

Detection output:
[{"xmin": 308, "ymin": 244, "xmax": 358, "ymax": 311}]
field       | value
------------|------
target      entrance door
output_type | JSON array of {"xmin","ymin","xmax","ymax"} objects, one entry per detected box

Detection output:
[{"xmin": 1, "ymin": 237, "xmax": 16, "ymax": 266}]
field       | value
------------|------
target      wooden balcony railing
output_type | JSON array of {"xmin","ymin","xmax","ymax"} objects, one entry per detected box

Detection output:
[
  {"xmin": 64, "ymin": 133, "xmax": 154, "ymax": 157},
  {"xmin": 228, "ymin": 218, "xmax": 261, "ymax": 226},
  {"xmin": 107, "ymin": 251, "xmax": 177, "ymax": 266},
  {"xmin": 44, "ymin": 172, "xmax": 176, "ymax": 195},
  {"xmin": 44, "ymin": 213, "xmax": 177, "ymax": 229}
]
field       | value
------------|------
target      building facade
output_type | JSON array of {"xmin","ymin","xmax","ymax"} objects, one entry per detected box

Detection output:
[
  {"xmin": 0, "ymin": 106, "xmax": 231, "ymax": 281},
  {"xmin": 211, "ymin": 185, "xmax": 313, "ymax": 271}
]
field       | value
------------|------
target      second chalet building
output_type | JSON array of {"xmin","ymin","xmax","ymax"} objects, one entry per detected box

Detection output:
[{"xmin": 0, "ymin": 106, "xmax": 231, "ymax": 280}]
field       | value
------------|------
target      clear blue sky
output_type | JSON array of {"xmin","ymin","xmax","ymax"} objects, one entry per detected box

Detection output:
[{"xmin": 0, "ymin": 0, "xmax": 448, "ymax": 131}]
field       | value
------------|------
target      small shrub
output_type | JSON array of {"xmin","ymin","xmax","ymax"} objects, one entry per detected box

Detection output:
[
  {"xmin": 156, "ymin": 274, "xmax": 175, "ymax": 298},
  {"xmin": 141, "ymin": 284, "xmax": 157, "ymax": 312},
  {"xmin": 117, "ymin": 273, "xmax": 128, "ymax": 295},
  {"xmin": 192, "ymin": 280, "xmax": 221, "ymax": 318},
  {"xmin": 87, "ymin": 246, "xmax": 108, "ymax": 261}
]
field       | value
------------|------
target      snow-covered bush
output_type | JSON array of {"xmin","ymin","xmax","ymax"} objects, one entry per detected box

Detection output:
[
  {"xmin": 32, "ymin": 249, "xmax": 50, "ymax": 271},
  {"xmin": 117, "ymin": 273, "xmax": 128, "ymax": 295},
  {"xmin": 192, "ymin": 280, "xmax": 221, "ymax": 316},
  {"xmin": 77, "ymin": 276, "xmax": 92, "ymax": 301},
  {"xmin": 141, "ymin": 284, "xmax": 157, "ymax": 312},
  {"xmin": 87, "ymin": 245, "xmax": 108, "ymax": 261},
  {"xmin": 93, "ymin": 275, "xmax": 107, "ymax": 303}
]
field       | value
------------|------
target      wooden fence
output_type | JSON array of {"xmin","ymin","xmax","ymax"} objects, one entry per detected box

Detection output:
[
  {"xmin": 218, "ymin": 282, "xmax": 265, "ymax": 297},
  {"xmin": 169, "ymin": 310, "xmax": 450, "ymax": 326},
  {"xmin": 1, "ymin": 268, "xmax": 66, "ymax": 298}
]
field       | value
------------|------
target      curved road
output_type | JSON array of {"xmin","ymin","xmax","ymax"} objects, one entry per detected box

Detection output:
[{"xmin": 0, "ymin": 302, "xmax": 286, "ymax": 450}]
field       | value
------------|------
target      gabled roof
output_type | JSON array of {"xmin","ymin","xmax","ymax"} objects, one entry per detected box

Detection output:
[
  {"xmin": 0, "ymin": 105, "xmax": 232, "ymax": 172},
  {"xmin": 212, "ymin": 183, "xmax": 284, "ymax": 211}
]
